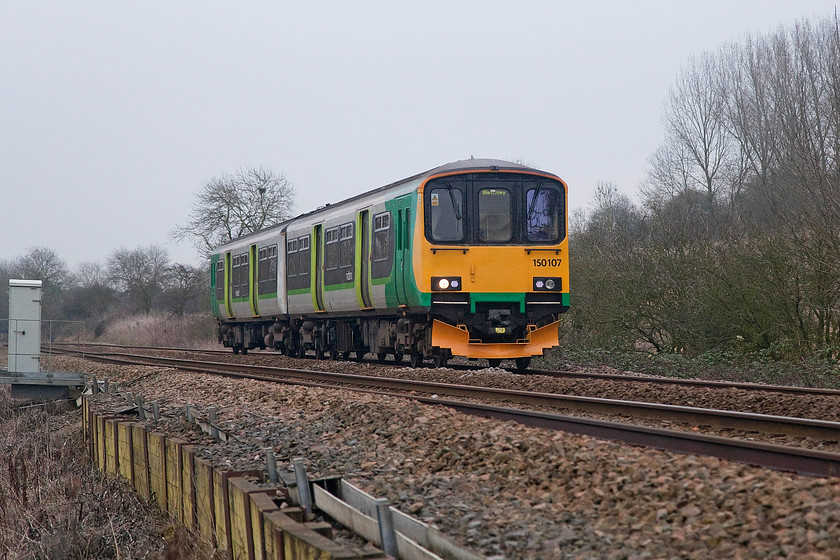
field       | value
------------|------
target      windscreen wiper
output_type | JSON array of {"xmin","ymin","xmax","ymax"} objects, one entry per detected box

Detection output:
[
  {"xmin": 527, "ymin": 182, "xmax": 543, "ymax": 222},
  {"xmin": 446, "ymin": 182, "xmax": 462, "ymax": 220}
]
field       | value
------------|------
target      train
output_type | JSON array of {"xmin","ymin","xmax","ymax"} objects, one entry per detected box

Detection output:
[{"xmin": 210, "ymin": 158, "xmax": 569, "ymax": 369}]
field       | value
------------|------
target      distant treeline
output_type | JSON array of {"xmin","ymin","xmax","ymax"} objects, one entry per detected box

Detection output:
[
  {"xmin": 565, "ymin": 14, "xmax": 840, "ymax": 361},
  {"xmin": 0, "ymin": 246, "xmax": 206, "ymax": 340}
]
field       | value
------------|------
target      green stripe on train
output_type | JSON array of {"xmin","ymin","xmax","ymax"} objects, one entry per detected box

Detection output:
[{"xmin": 324, "ymin": 282, "xmax": 354, "ymax": 292}]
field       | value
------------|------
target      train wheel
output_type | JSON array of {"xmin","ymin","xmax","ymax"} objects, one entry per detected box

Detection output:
[
  {"xmin": 393, "ymin": 351, "xmax": 404, "ymax": 363},
  {"xmin": 377, "ymin": 352, "xmax": 387, "ymax": 363},
  {"xmin": 329, "ymin": 349, "xmax": 338, "ymax": 360},
  {"xmin": 488, "ymin": 359, "xmax": 502, "ymax": 368},
  {"xmin": 232, "ymin": 346, "xmax": 240, "ymax": 355},
  {"xmin": 341, "ymin": 351, "xmax": 352, "ymax": 360},
  {"xmin": 409, "ymin": 351, "xmax": 422, "ymax": 368},
  {"xmin": 433, "ymin": 350, "xmax": 449, "ymax": 368},
  {"xmin": 515, "ymin": 357, "xmax": 531, "ymax": 371},
  {"xmin": 241, "ymin": 347, "xmax": 248, "ymax": 355}
]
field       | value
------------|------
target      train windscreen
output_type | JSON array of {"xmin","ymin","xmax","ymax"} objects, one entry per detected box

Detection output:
[{"xmin": 424, "ymin": 173, "xmax": 565, "ymax": 245}]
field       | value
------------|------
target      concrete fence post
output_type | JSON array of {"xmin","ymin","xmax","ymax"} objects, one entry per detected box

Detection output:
[
  {"xmin": 266, "ymin": 449, "xmax": 279, "ymax": 483},
  {"xmin": 376, "ymin": 497, "xmax": 398, "ymax": 557},
  {"xmin": 292, "ymin": 457, "xmax": 312, "ymax": 519}
]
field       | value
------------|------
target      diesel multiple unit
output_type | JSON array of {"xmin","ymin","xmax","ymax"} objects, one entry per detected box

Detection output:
[{"xmin": 211, "ymin": 158, "xmax": 570, "ymax": 369}]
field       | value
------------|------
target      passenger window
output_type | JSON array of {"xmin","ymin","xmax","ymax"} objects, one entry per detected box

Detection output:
[
  {"xmin": 232, "ymin": 252, "xmax": 249, "ymax": 298},
  {"xmin": 339, "ymin": 223, "xmax": 354, "ymax": 268},
  {"xmin": 325, "ymin": 228, "xmax": 339, "ymax": 270},
  {"xmin": 258, "ymin": 244, "xmax": 277, "ymax": 295},
  {"xmin": 477, "ymin": 188, "xmax": 511, "ymax": 242},
  {"xmin": 298, "ymin": 236, "xmax": 310, "ymax": 278},
  {"xmin": 429, "ymin": 187, "xmax": 463, "ymax": 242},
  {"xmin": 287, "ymin": 239, "xmax": 298, "ymax": 277}
]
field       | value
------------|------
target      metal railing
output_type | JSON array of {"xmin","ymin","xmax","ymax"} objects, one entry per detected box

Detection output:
[{"xmin": 1, "ymin": 318, "xmax": 85, "ymax": 356}]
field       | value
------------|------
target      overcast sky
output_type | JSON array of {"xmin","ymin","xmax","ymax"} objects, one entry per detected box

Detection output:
[{"xmin": 2, "ymin": 1, "xmax": 837, "ymax": 268}]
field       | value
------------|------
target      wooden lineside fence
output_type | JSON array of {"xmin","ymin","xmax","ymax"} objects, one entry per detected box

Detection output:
[{"xmin": 82, "ymin": 396, "xmax": 387, "ymax": 560}]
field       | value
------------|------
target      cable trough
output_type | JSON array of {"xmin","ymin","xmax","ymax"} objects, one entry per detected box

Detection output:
[{"xmin": 51, "ymin": 347, "xmax": 840, "ymax": 478}]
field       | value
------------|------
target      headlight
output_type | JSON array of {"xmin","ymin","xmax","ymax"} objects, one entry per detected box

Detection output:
[
  {"xmin": 432, "ymin": 276, "xmax": 462, "ymax": 291},
  {"xmin": 533, "ymin": 277, "xmax": 562, "ymax": 291}
]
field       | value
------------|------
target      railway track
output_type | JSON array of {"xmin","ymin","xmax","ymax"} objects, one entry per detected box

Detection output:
[
  {"xmin": 48, "ymin": 345, "xmax": 840, "ymax": 477},
  {"xmin": 47, "ymin": 341, "xmax": 840, "ymax": 398}
]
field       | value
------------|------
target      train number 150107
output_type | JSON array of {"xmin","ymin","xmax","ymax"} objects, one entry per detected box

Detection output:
[{"xmin": 533, "ymin": 258, "xmax": 562, "ymax": 267}]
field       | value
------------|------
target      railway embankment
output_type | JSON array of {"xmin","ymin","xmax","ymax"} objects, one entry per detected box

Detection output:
[
  {"xmin": 0, "ymin": 389, "xmax": 210, "ymax": 559},
  {"xmin": 44, "ymin": 355, "xmax": 840, "ymax": 559}
]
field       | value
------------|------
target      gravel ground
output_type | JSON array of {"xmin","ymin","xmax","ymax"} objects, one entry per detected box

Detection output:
[
  {"xmin": 48, "ymin": 355, "xmax": 840, "ymax": 559},
  {"xmin": 75, "ymin": 350, "xmax": 840, "ymax": 453},
  {"xmin": 116, "ymin": 349, "xmax": 840, "ymax": 422}
]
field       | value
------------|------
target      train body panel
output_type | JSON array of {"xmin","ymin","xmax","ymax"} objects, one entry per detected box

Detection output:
[
  {"xmin": 211, "ymin": 159, "xmax": 569, "ymax": 366},
  {"xmin": 212, "ymin": 228, "xmax": 287, "ymax": 320}
]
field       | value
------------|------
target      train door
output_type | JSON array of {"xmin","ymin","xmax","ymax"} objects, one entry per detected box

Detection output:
[
  {"xmin": 223, "ymin": 252, "xmax": 233, "ymax": 317},
  {"xmin": 249, "ymin": 244, "xmax": 259, "ymax": 317},
  {"xmin": 313, "ymin": 224, "xmax": 326, "ymax": 311},
  {"xmin": 213, "ymin": 254, "xmax": 233, "ymax": 318},
  {"xmin": 394, "ymin": 195, "xmax": 412, "ymax": 306},
  {"xmin": 358, "ymin": 210, "xmax": 373, "ymax": 308}
]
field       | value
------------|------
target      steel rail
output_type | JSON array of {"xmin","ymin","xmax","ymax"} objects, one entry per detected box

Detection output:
[
  {"xmin": 60, "ymin": 349, "xmax": 840, "ymax": 442},
  {"xmin": 47, "ymin": 342, "xmax": 840, "ymax": 397},
  {"xmin": 526, "ymin": 367, "xmax": 840, "ymax": 396},
  {"xmin": 61, "ymin": 348, "xmax": 840, "ymax": 478},
  {"xmin": 425, "ymin": 400, "xmax": 840, "ymax": 478}
]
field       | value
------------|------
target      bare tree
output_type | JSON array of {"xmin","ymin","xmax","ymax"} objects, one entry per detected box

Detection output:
[
  {"xmin": 641, "ymin": 142, "xmax": 694, "ymax": 207},
  {"xmin": 585, "ymin": 181, "xmax": 643, "ymax": 249},
  {"xmin": 163, "ymin": 263, "xmax": 205, "ymax": 316},
  {"xmin": 75, "ymin": 261, "xmax": 109, "ymax": 288},
  {"xmin": 646, "ymin": 53, "xmax": 734, "ymax": 211},
  {"xmin": 107, "ymin": 246, "xmax": 170, "ymax": 314},
  {"xmin": 0, "ymin": 259, "xmax": 13, "ymax": 329},
  {"xmin": 13, "ymin": 247, "xmax": 71, "ymax": 290},
  {"xmin": 172, "ymin": 167, "xmax": 296, "ymax": 258},
  {"xmin": 12, "ymin": 247, "xmax": 72, "ymax": 318},
  {"xmin": 62, "ymin": 261, "xmax": 116, "ymax": 321}
]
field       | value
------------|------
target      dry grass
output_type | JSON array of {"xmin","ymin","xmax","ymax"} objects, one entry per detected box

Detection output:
[
  {"xmin": 0, "ymin": 388, "xmax": 216, "ymax": 559},
  {"xmin": 0, "ymin": 314, "xmax": 221, "ymax": 558},
  {"xmin": 97, "ymin": 313, "xmax": 218, "ymax": 349}
]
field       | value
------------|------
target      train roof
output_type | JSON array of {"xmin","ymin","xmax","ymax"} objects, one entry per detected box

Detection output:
[{"xmin": 213, "ymin": 158, "xmax": 562, "ymax": 251}]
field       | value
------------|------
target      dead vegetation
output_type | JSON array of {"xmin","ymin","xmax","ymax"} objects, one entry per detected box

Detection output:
[
  {"xmin": 94, "ymin": 312, "xmax": 217, "ymax": 349},
  {"xmin": 0, "ymin": 387, "xmax": 215, "ymax": 560}
]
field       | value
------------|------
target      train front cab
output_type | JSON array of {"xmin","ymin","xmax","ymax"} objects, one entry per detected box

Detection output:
[{"xmin": 415, "ymin": 169, "xmax": 570, "ymax": 367}]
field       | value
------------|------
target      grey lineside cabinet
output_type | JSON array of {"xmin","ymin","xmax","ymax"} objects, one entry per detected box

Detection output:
[{"xmin": 8, "ymin": 279, "xmax": 42, "ymax": 375}]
